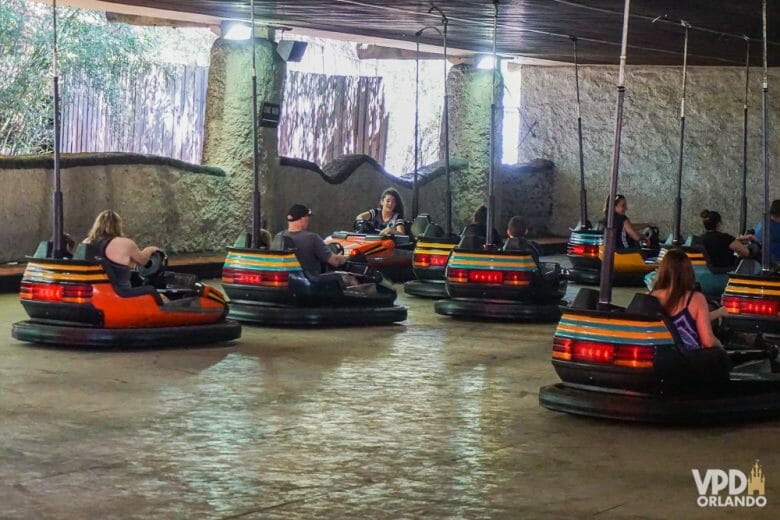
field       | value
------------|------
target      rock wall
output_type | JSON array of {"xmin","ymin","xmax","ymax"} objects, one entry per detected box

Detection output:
[
  {"xmin": 519, "ymin": 65, "xmax": 779, "ymax": 236},
  {"xmin": 0, "ymin": 155, "xmax": 228, "ymax": 263},
  {"xmin": 446, "ymin": 63, "xmax": 504, "ymax": 230},
  {"xmin": 202, "ymin": 38, "xmax": 286, "ymax": 235}
]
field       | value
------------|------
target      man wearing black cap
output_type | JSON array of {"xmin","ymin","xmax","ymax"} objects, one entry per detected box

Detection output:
[{"xmin": 275, "ymin": 204, "xmax": 348, "ymax": 275}]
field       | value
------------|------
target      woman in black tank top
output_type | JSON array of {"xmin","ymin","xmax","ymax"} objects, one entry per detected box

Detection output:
[
  {"xmin": 601, "ymin": 194, "xmax": 654, "ymax": 249},
  {"xmin": 81, "ymin": 210, "xmax": 161, "ymax": 289}
]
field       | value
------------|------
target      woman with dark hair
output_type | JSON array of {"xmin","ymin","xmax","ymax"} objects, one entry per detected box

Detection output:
[
  {"xmin": 700, "ymin": 209, "xmax": 754, "ymax": 269},
  {"xmin": 602, "ymin": 194, "xmax": 654, "ymax": 249},
  {"xmin": 82, "ymin": 210, "xmax": 160, "ymax": 289},
  {"xmin": 356, "ymin": 188, "xmax": 407, "ymax": 236},
  {"xmin": 650, "ymin": 248, "xmax": 727, "ymax": 349}
]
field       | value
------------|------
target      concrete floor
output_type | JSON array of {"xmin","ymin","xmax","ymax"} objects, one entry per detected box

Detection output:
[{"xmin": 1, "ymin": 273, "xmax": 779, "ymax": 518}]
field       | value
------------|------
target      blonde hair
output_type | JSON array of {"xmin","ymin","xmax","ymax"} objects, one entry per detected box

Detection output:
[{"xmin": 84, "ymin": 210, "xmax": 124, "ymax": 244}]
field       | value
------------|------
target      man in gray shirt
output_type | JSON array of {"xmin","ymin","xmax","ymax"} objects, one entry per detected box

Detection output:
[{"xmin": 275, "ymin": 204, "xmax": 348, "ymax": 275}]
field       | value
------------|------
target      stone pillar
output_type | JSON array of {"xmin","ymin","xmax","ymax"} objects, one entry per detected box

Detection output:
[
  {"xmin": 202, "ymin": 35, "xmax": 286, "ymax": 245},
  {"xmin": 444, "ymin": 63, "xmax": 503, "ymax": 231}
]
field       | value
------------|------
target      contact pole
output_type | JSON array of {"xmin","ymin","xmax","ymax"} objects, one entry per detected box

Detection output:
[
  {"xmin": 429, "ymin": 4, "xmax": 451, "ymax": 235},
  {"xmin": 740, "ymin": 37, "xmax": 750, "ymax": 234},
  {"xmin": 672, "ymin": 21, "xmax": 690, "ymax": 245},
  {"xmin": 572, "ymin": 36, "xmax": 588, "ymax": 230},
  {"xmin": 412, "ymin": 39, "xmax": 420, "ymax": 218},
  {"xmin": 485, "ymin": 0, "xmax": 499, "ymax": 248},
  {"xmin": 250, "ymin": 0, "xmax": 262, "ymax": 249},
  {"xmin": 52, "ymin": 0, "xmax": 63, "ymax": 258},
  {"xmin": 598, "ymin": 0, "xmax": 631, "ymax": 309},
  {"xmin": 761, "ymin": 0, "xmax": 770, "ymax": 272}
]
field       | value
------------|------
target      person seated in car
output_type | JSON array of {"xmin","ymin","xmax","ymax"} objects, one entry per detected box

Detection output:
[
  {"xmin": 754, "ymin": 199, "xmax": 780, "ymax": 264},
  {"xmin": 356, "ymin": 188, "xmax": 407, "ymax": 236},
  {"xmin": 463, "ymin": 205, "xmax": 503, "ymax": 247},
  {"xmin": 601, "ymin": 194, "xmax": 654, "ymax": 249},
  {"xmin": 699, "ymin": 209, "xmax": 755, "ymax": 269},
  {"xmin": 505, "ymin": 216, "xmax": 541, "ymax": 260},
  {"xmin": 650, "ymin": 248, "xmax": 728, "ymax": 349},
  {"xmin": 81, "ymin": 210, "xmax": 161, "ymax": 290},
  {"xmin": 277, "ymin": 204, "xmax": 349, "ymax": 276}
]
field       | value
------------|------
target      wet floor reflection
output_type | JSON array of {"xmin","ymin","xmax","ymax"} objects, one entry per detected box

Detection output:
[{"xmin": 2, "ymin": 280, "xmax": 780, "ymax": 518}]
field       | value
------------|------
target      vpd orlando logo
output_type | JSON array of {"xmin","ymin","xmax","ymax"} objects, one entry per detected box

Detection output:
[{"xmin": 692, "ymin": 459, "xmax": 766, "ymax": 508}]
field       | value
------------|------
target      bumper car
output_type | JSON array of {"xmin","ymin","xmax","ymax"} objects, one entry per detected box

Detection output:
[
  {"xmin": 222, "ymin": 235, "xmax": 407, "ymax": 327},
  {"xmin": 644, "ymin": 241, "xmax": 731, "ymax": 301},
  {"xmin": 12, "ymin": 242, "xmax": 240, "ymax": 348},
  {"xmin": 434, "ymin": 235, "xmax": 567, "ymax": 321},
  {"xmin": 403, "ymin": 214, "xmax": 458, "ymax": 299},
  {"xmin": 720, "ymin": 259, "xmax": 780, "ymax": 343},
  {"xmin": 567, "ymin": 227, "xmax": 660, "ymax": 286},
  {"xmin": 539, "ymin": 288, "xmax": 780, "ymax": 423}
]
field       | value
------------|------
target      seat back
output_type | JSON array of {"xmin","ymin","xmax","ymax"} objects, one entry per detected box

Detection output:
[
  {"xmin": 72, "ymin": 243, "xmax": 90, "ymax": 260},
  {"xmin": 410, "ymin": 214, "xmax": 432, "ymax": 237},
  {"xmin": 271, "ymin": 234, "xmax": 296, "ymax": 252},
  {"xmin": 734, "ymin": 258, "xmax": 762, "ymax": 275},
  {"xmin": 423, "ymin": 223, "xmax": 445, "ymax": 238}
]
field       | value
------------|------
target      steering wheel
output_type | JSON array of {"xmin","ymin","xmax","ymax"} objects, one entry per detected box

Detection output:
[
  {"xmin": 354, "ymin": 219, "xmax": 378, "ymax": 234},
  {"xmin": 640, "ymin": 226, "xmax": 660, "ymax": 249},
  {"xmin": 136, "ymin": 250, "xmax": 167, "ymax": 281},
  {"xmin": 328, "ymin": 242, "xmax": 344, "ymax": 255}
]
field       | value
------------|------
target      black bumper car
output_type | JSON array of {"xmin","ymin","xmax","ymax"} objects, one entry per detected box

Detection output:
[
  {"xmin": 539, "ymin": 288, "xmax": 780, "ymax": 423},
  {"xmin": 403, "ymin": 215, "xmax": 458, "ymax": 299},
  {"xmin": 434, "ymin": 236, "xmax": 567, "ymax": 321},
  {"xmin": 222, "ymin": 236, "xmax": 407, "ymax": 327},
  {"xmin": 567, "ymin": 227, "xmax": 660, "ymax": 286}
]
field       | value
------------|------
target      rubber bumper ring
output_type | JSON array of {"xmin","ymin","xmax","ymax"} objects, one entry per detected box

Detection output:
[
  {"xmin": 434, "ymin": 298, "xmax": 562, "ymax": 322},
  {"xmin": 227, "ymin": 301, "xmax": 407, "ymax": 327},
  {"xmin": 403, "ymin": 280, "xmax": 448, "ymax": 299}
]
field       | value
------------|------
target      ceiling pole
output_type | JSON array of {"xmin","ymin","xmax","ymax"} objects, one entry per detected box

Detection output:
[
  {"xmin": 598, "ymin": 0, "xmax": 631, "ymax": 309},
  {"xmin": 485, "ymin": 0, "xmax": 499, "ymax": 248},
  {"xmin": 572, "ymin": 35, "xmax": 588, "ymax": 230},
  {"xmin": 671, "ymin": 20, "xmax": 691, "ymax": 245},
  {"xmin": 760, "ymin": 0, "xmax": 770, "ymax": 272},
  {"xmin": 740, "ymin": 36, "xmax": 750, "ymax": 235},
  {"xmin": 250, "ymin": 0, "xmax": 262, "ymax": 249},
  {"xmin": 52, "ymin": 0, "xmax": 63, "ymax": 259},
  {"xmin": 412, "ymin": 37, "xmax": 420, "ymax": 218},
  {"xmin": 429, "ymin": 3, "xmax": 451, "ymax": 235}
]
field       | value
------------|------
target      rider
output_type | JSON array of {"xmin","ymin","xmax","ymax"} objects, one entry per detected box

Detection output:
[
  {"xmin": 650, "ymin": 248, "xmax": 727, "ymax": 349},
  {"xmin": 276, "ymin": 204, "xmax": 348, "ymax": 276},
  {"xmin": 462, "ymin": 205, "xmax": 503, "ymax": 247},
  {"xmin": 602, "ymin": 194, "xmax": 654, "ymax": 249},
  {"xmin": 699, "ymin": 209, "xmax": 754, "ymax": 269},
  {"xmin": 505, "ymin": 216, "xmax": 540, "ymax": 260},
  {"xmin": 82, "ymin": 210, "xmax": 160, "ymax": 290},
  {"xmin": 356, "ymin": 188, "xmax": 407, "ymax": 236},
  {"xmin": 753, "ymin": 199, "xmax": 780, "ymax": 265}
]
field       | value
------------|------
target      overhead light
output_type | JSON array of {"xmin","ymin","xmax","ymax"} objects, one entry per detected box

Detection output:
[
  {"xmin": 224, "ymin": 22, "xmax": 252, "ymax": 40},
  {"xmin": 477, "ymin": 55, "xmax": 496, "ymax": 70}
]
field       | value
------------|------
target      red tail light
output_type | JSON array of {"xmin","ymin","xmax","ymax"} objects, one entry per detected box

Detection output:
[
  {"xmin": 20, "ymin": 281, "xmax": 93, "ymax": 304},
  {"xmin": 573, "ymin": 341, "xmax": 615, "ymax": 363},
  {"xmin": 614, "ymin": 345, "xmax": 655, "ymax": 368},
  {"xmin": 223, "ymin": 268, "xmax": 289, "ymax": 287},
  {"xmin": 722, "ymin": 295, "xmax": 779, "ymax": 316},
  {"xmin": 568, "ymin": 244, "xmax": 599, "ymax": 257},
  {"xmin": 447, "ymin": 268, "xmax": 531, "ymax": 285},
  {"xmin": 447, "ymin": 268, "xmax": 469, "ymax": 283},
  {"xmin": 552, "ymin": 337, "xmax": 573, "ymax": 360},
  {"xmin": 503, "ymin": 271, "xmax": 531, "ymax": 286},
  {"xmin": 469, "ymin": 270, "xmax": 503, "ymax": 284},
  {"xmin": 430, "ymin": 254, "xmax": 448, "ymax": 267},
  {"xmin": 552, "ymin": 336, "xmax": 654, "ymax": 369},
  {"xmin": 415, "ymin": 253, "xmax": 448, "ymax": 268},
  {"xmin": 414, "ymin": 253, "xmax": 431, "ymax": 267}
]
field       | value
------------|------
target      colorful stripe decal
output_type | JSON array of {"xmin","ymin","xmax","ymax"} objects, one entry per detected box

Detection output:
[
  {"xmin": 23, "ymin": 262, "xmax": 109, "ymax": 283},
  {"xmin": 555, "ymin": 313, "xmax": 674, "ymax": 345},
  {"xmin": 225, "ymin": 252, "xmax": 302, "ymax": 272},
  {"xmin": 568, "ymin": 233, "xmax": 604, "ymax": 246},
  {"xmin": 413, "ymin": 245, "xmax": 456, "ymax": 255},
  {"xmin": 448, "ymin": 252, "xmax": 537, "ymax": 271}
]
